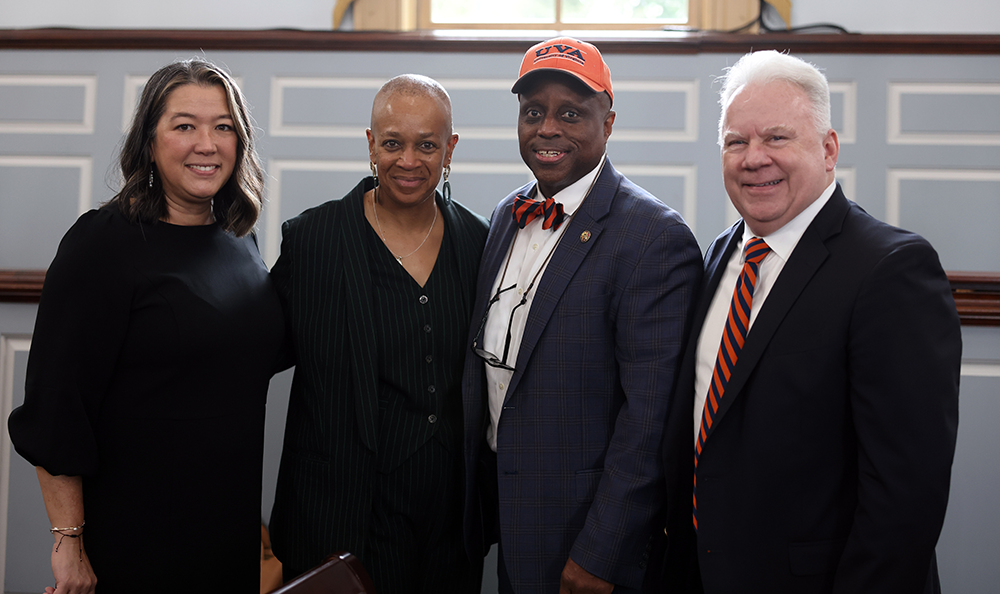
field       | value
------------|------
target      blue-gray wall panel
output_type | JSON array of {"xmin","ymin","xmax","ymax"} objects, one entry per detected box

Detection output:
[
  {"xmin": 280, "ymin": 87, "xmax": 375, "ymax": 127},
  {"xmin": 0, "ymin": 165, "xmax": 82, "ymax": 268},
  {"xmin": 451, "ymin": 88, "xmax": 519, "ymax": 129},
  {"xmin": 937, "ymin": 373, "xmax": 1000, "ymax": 592},
  {"xmin": 900, "ymin": 179, "xmax": 1000, "ymax": 272},
  {"xmin": 3, "ymin": 349, "xmax": 52, "ymax": 594},
  {"xmin": 0, "ymin": 85, "xmax": 87, "ymax": 124},
  {"xmin": 901, "ymin": 93, "xmax": 1000, "ymax": 134}
]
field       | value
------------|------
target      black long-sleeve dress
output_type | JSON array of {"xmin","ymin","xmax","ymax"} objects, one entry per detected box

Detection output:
[{"xmin": 8, "ymin": 205, "xmax": 283, "ymax": 593}]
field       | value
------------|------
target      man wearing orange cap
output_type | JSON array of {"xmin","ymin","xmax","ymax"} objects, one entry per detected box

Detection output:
[{"xmin": 462, "ymin": 38, "xmax": 702, "ymax": 593}]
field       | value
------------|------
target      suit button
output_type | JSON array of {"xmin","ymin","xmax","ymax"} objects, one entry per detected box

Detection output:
[
  {"xmin": 427, "ymin": 385, "xmax": 436, "ymax": 393},
  {"xmin": 423, "ymin": 324, "xmax": 431, "ymax": 333},
  {"xmin": 428, "ymin": 414, "xmax": 438, "ymax": 424},
  {"xmin": 419, "ymin": 295, "xmax": 428, "ymax": 304}
]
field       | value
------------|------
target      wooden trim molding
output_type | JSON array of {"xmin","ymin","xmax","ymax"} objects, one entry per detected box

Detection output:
[
  {"xmin": 950, "ymin": 272, "xmax": 1000, "ymax": 327},
  {"xmin": 1, "ymin": 29, "xmax": 999, "ymax": 55},
  {"xmin": 0, "ymin": 270, "xmax": 45, "ymax": 303},
  {"xmin": 1, "ymin": 269, "xmax": 998, "ymax": 326}
]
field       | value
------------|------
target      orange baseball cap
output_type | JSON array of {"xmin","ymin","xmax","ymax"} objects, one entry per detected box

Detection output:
[{"xmin": 512, "ymin": 37, "xmax": 613, "ymax": 104}]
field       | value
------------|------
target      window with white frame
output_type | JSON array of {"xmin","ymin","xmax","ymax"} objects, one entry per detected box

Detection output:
[{"xmin": 417, "ymin": 0, "xmax": 698, "ymax": 30}]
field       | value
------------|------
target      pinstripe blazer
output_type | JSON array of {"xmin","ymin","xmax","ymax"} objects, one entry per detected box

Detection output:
[
  {"xmin": 269, "ymin": 176, "xmax": 488, "ymax": 579},
  {"xmin": 461, "ymin": 161, "xmax": 703, "ymax": 592}
]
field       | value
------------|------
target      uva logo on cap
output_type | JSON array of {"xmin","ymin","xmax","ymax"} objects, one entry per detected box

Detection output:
[{"xmin": 534, "ymin": 44, "xmax": 585, "ymax": 66}]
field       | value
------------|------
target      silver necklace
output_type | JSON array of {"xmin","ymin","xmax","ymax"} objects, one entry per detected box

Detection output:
[{"xmin": 372, "ymin": 187, "xmax": 438, "ymax": 265}]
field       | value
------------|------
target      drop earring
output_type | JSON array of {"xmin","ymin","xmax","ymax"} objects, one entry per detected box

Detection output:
[
  {"xmin": 442, "ymin": 164, "xmax": 451, "ymax": 201},
  {"xmin": 148, "ymin": 166, "xmax": 154, "ymax": 188},
  {"xmin": 370, "ymin": 161, "xmax": 378, "ymax": 187}
]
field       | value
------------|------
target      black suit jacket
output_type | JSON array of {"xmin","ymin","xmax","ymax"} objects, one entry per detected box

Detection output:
[
  {"xmin": 662, "ymin": 185, "xmax": 961, "ymax": 593},
  {"xmin": 268, "ymin": 177, "xmax": 488, "ymax": 578}
]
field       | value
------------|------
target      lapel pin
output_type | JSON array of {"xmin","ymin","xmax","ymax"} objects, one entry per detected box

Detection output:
[{"xmin": 580, "ymin": 230, "xmax": 592, "ymax": 243}]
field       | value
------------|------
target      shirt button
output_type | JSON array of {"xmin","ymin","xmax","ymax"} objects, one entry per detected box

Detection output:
[
  {"xmin": 427, "ymin": 385, "xmax": 436, "ymax": 393},
  {"xmin": 425, "ymin": 355, "xmax": 433, "ymax": 363},
  {"xmin": 532, "ymin": 243, "xmax": 539, "ymax": 250},
  {"xmin": 517, "ymin": 288, "xmax": 523, "ymax": 296},
  {"xmin": 423, "ymin": 324, "xmax": 431, "ymax": 333},
  {"xmin": 498, "ymin": 383, "xmax": 505, "ymax": 391},
  {"xmin": 428, "ymin": 414, "xmax": 438, "ymax": 424},
  {"xmin": 419, "ymin": 295, "xmax": 428, "ymax": 304}
]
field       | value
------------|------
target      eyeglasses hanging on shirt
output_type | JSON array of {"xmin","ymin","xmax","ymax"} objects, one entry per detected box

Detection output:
[
  {"xmin": 470, "ymin": 165, "xmax": 603, "ymax": 372},
  {"xmin": 471, "ymin": 236, "xmax": 559, "ymax": 372}
]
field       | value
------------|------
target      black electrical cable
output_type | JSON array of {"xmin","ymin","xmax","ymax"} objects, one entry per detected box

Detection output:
[{"xmin": 756, "ymin": 0, "xmax": 852, "ymax": 34}]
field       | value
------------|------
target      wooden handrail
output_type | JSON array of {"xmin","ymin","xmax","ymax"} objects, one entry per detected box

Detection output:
[
  {"xmin": 2, "ymin": 269, "xmax": 998, "ymax": 325},
  {"xmin": 0, "ymin": 269, "xmax": 45, "ymax": 303},
  {"xmin": 949, "ymin": 272, "xmax": 1000, "ymax": 327},
  {"xmin": 0, "ymin": 29, "xmax": 999, "ymax": 55}
]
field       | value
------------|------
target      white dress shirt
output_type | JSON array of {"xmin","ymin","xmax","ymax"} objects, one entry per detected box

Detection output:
[
  {"xmin": 485, "ymin": 155, "xmax": 606, "ymax": 452},
  {"xmin": 693, "ymin": 180, "xmax": 837, "ymax": 444}
]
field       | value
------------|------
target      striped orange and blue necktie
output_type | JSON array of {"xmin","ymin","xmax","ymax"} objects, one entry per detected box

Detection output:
[
  {"xmin": 512, "ymin": 194, "xmax": 565, "ymax": 231},
  {"xmin": 693, "ymin": 237, "xmax": 771, "ymax": 531}
]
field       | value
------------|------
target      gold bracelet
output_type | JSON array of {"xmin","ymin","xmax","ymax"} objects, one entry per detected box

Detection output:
[{"xmin": 49, "ymin": 521, "xmax": 85, "ymax": 534}]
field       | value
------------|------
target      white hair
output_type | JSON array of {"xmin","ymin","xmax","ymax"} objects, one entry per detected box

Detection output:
[{"xmin": 717, "ymin": 50, "xmax": 831, "ymax": 146}]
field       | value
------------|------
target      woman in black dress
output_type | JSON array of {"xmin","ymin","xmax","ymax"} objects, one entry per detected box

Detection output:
[{"xmin": 7, "ymin": 58, "xmax": 283, "ymax": 594}]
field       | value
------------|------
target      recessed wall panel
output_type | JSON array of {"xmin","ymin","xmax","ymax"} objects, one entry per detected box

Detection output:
[
  {"xmin": 937, "ymin": 374, "xmax": 1000, "ymax": 592},
  {"xmin": 0, "ymin": 75, "xmax": 96, "ymax": 134},
  {"xmin": 0, "ymin": 157, "xmax": 91, "ymax": 269},
  {"xmin": 902, "ymin": 93, "xmax": 1000, "ymax": 134},
  {"xmin": 894, "ymin": 173, "xmax": 1000, "ymax": 272},
  {"xmin": 0, "ymin": 85, "xmax": 87, "ymax": 124},
  {"xmin": 889, "ymin": 83, "xmax": 1000, "ymax": 145},
  {"xmin": 829, "ymin": 82, "xmax": 857, "ymax": 144},
  {"xmin": 2, "ymin": 338, "xmax": 50, "ymax": 594},
  {"xmin": 270, "ymin": 77, "xmax": 381, "ymax": 137},
  {"xmin": 280, "ymin": 87, "xmax": 374, "ymax": 127},
  {"xmin": 449, "ymin": 87, "xmax": 517, "ymax": 130},
  {"xmin": 613, "ymin": 84, "xmax": 692, "ymax": 140},
  {"xmin": 264, "ymin": 159, "xmax": 370, "ymax": 265}
]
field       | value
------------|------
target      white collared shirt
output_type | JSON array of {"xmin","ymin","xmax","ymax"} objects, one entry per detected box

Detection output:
[
  {"xmin": 693, "ymin": 180, "xmax": 837, "ymax": 444},
  {"xmin": 484, "ymin": 155, "xmax": 607, "ymax": 452}
]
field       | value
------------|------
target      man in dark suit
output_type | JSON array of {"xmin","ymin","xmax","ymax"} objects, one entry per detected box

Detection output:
[
  {"xmin": 462, "ymin": 38, "xmax": 702, "ymax": 594},
  {"xmin": 661, "ymin": 50, "xmax": 962, "ymax": 593}
]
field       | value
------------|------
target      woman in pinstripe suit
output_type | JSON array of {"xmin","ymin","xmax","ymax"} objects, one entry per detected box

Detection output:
[{"xmin": 268, "ymin": 75, "xmax": 489, "ymax": 594}]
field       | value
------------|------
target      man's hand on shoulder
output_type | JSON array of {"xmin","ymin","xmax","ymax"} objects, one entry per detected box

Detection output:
[{"xmin": 559, "ymin": 557, "xmax": 614, "ymax": 594}]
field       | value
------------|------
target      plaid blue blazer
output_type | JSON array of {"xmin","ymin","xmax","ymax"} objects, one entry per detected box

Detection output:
[{"xmin": 462, "ymin": 161, "xmax": 702, "ymax": 592}]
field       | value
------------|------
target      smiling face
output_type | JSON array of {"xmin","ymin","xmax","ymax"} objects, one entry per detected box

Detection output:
[
  {"xmin": 366, "ymin": 92, "xmax": 458, "ymax": 209},
  {"xmin": 517, "ymin": 74, "xmax": 614, "ymax": 198},
  {"xmin": 150, "ymin": 83, "xmax": 237, "ymax": 220},
  {"xmin": 721, "ymin": 80, "xmax": 839, "ymax": 237}
]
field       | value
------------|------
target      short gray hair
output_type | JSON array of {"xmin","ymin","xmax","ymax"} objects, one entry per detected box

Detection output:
[
  {"xmin": 718, "ymin": 50, "xmax": 831, "ymax": 147},
  {"xmin": 371, "ymin": 74, "xmax": 453, "ymax": 133}
]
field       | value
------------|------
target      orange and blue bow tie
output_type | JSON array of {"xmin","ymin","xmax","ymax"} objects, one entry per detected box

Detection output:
[{"xmin": 512, "ymin": 194, "xmax": 565, "ymax": 231}]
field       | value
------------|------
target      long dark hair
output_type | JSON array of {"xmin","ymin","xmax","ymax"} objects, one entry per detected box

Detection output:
[{"xmin": 107, "ymin": 58, "xmax": 264, "ymax": 237}]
